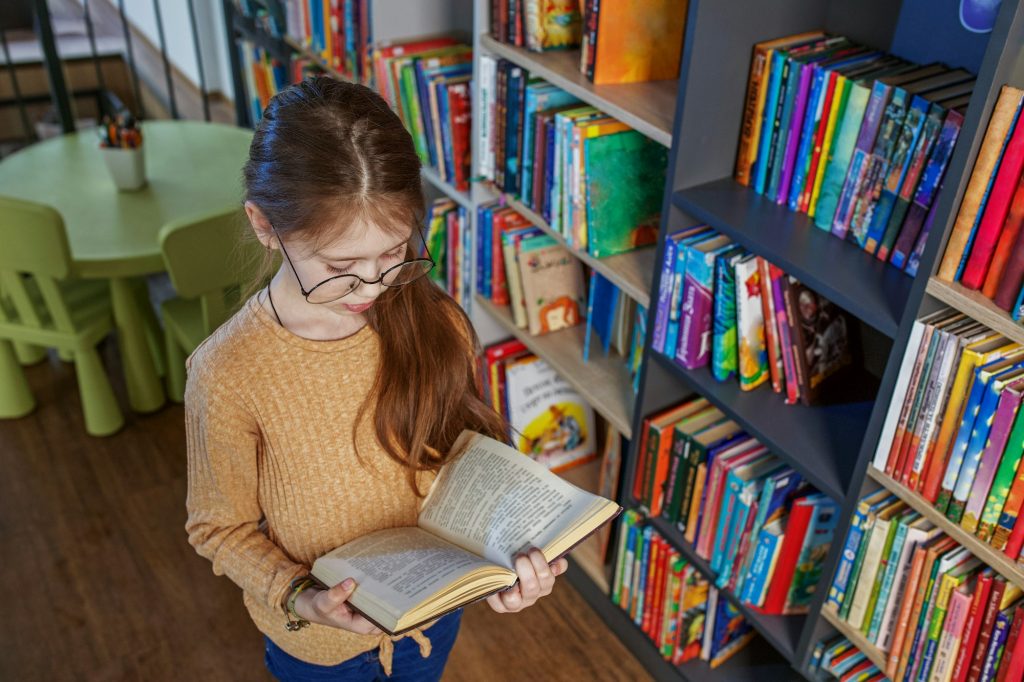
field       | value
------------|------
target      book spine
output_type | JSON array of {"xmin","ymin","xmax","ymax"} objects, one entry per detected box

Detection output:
[
  {"xmin": 967, "ymin": 580, "xmax": 1008, "ymax": 682},
  {"xmin": 831, "ymin": 81, "xmax": 888, "ymax": 240},
  {"xmin": 850, "ymin": 87, "xmax": 910, "ymax": 247},
  {"xmin": 762, "ymin": 503, "xmax": 813, "ymax": 614},
  {"xmin": 635, "ymin": 526, "xmax": 652, "ymax": 625},
  {"xmin": 663, "ymin": 243, "xmax": 689, "ymax": 357},
  {"xmin": 845, "ymin": 516, "xmax": 890, "ymax": 629},
  {"xmin": 827, "ymin": 502, "xmax": 868, "ymax": 612},
  {"xmin": 611, "ymin": 511, "xmax": 634, "ymax": 606},
  {"xmin": 676, "ymin": 248, "xmax": 720, "ymax": 370},
  {"xmin": 886, "ymin": 546, "xmax": 927, "ymax": 677},
  {"xmin": 770, "ymin": 266, "xmax": 800, "ymax": 404},
  {"xmin": 805, "ymin": 72, "xmax": 845, "ymax": 216},
  {"xmin": 977, "ymin": 389, "xmax": 1024, "ymax": 541},
  {"xmin": 662, "ymin": 428, "xmax": 690, "ymax": 524},
  {"xmin": 652, "ymin": 238, "xmax": 678, "ymax": 352},
  {"xmin": 938, "ymin": 87, "xmax": 1024, "ymax": 281},
  {"xmin": 675, "ymin": 434, "xmax": 701, "ymax": 530},
  {"xmin": 736, "ymin": 47, "xmax": 772, "ymax": 186},
  {"xmin": 994, "ymin": 435, "xmax": 1024, "ymax": 549},
  {"xmin": 758, "ymin": 53, "xmax": 792, "ymax": 197},
  {"xmin": 684, "ymin": 463, "xmax": 707, "ymax": 545},
  {"xmin": 980, "ymin": 610, "xmax": 1013, "ymax": 682},
  {"xmin": 814, "ymin": 82, "xmax": 869, "ymax": 232},
  {"xmin": 776, "ymin": 63, "xmax": 814, "ymax": 204},
  {"xmin": 951, "ymin": 378, "xmax": 1010, "ymax": 525},
  {"xmin": 756, "ymin": 257, "xmax": 784, "ymax": 393},
  {"xmin": 908, "ymin": 334, "xmax": 960, "ymax": 491},
  {"xmin": 711, "ymin": 250, "xmax": 742, "ymax": 382},
  {"xmin": 736, "ymin": 257, "xmax": 769, "ymax": 390},
  {"xmin": 905, "ymin": 192, "xmax": 942, "ymax": 277},
  {"xmin": 951, "ymin": 573, "xmax": 994, "ymax": 682},
  {"xmin": 867, "ymin": 520, "xmax": 910, "ymax": 642},
  {"xmin": 862, "ymin": 513, "xmax": 903, "ymax": 638},
  {"xmin": 962, "ymin": 103, "xmax": 1024, "ymax": 289},
  {"xmin": 933, "ymin": 588, "xmax": 973, "ymax": 682},
  {"xmin": 788, "ymin": 66, "xmax": 825, "ymax": 211},
  {"xmin": 991, "ymin": 177, "xmax": 1024, "ymax": 307},
  {"xmin": 937, "ymin": 371, "xmax": 991, "ymax": 515},
  {"xmin": 741, "ymin": 527, "xmax": 779, "ymax": 604},
  {"xmin": 997, "ymin": 605, "xmax": 1024, "ymax": 682},
  {"xmin": 873, "ymin": 322, "xmax": 926, "ymax": 471}
]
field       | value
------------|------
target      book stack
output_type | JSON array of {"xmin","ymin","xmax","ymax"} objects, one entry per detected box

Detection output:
[
  {"xmin": 425, "ymin": 198, "xmax": 471, "ymax": 306},
  {"xmin": 871, "ymin": 308, "xmax": 1024, "ymax": 560},
  {"xmin": 480, "ymin": 339, "xmax": 596, "ymax": 473},
  {"xmin": 653, "ymin": 224, "xmax": 856, "ymax": 406},
  {"xmin": 735, "ymin": 33, "xmax": 974, "ymax": 275},
  {"xmin": 812, "ymin": 636, "xmax": 886, "ymax": 681},
  {"xmin": 476, "ymin": 201, "xmax": 585, "ymax": 336},
  {"xmin": 276, "ymin": 0, "xmax": 373, "ymax": 84},
  {"xmin": 936, "ymin": 87, "xmax": 1024, "ymax": 319},
  {"xmin": 634, "ymin": 399, "xmax": 838, "ymax": 614},
  {"xmin": 578, "ymin": 0, "xmax": 687, "ymax": 85},
  {"xmin": 476, "ymin": 59, "xmax": 667, "ymax": 258},
  {"xmin": 488, "ymin": 0, "xmax": 582, "ymax": 52},
  {"xmin": 373, "ymin": 37, "xmax": 474, "ymax": 192},
  {"xmin": 827, "ymin": 489, "xmax": 1024, "ymax": 682},
  {"xmin": 611, "ymin": 510, "xmax": 756, "ymax": 669},
  {"xmin": 238, "ymin": 42, "xmax": 290, "ymax": 123}
]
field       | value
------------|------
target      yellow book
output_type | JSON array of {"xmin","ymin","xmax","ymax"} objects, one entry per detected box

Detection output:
[
  {"xmin": 323, "ymin": 0, "xmax": 333, "ymax": 65},
  {"xmin": 808, "ymin": 75, "xmax": 847, "ymax": 218},
  {"xmin": 310, "ymin": 431, "xmax": 620, "ymax": 635}
]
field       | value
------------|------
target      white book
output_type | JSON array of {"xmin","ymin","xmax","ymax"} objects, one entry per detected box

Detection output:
[
  {"xmin": 876, "ymin": 520, "xmax": 938, "ymax": 650},
  {"xmin": 872, "ymin": 320, "xmax": 925, "ymax": 470},
  {"xmin": 846, "ymin": 514, "xmax": 893, "ymax": 630},
  {"xmin": 476, "ymin": 55, "xmax": 497, "ymax": 181}
]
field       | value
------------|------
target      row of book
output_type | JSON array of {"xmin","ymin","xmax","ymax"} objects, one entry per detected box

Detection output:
[
  {"xmin": 633, "ymin": 398, "xmax": 838, "ymax": 615},
  {"xmin": 425, "ymin": 198, "xmax": 471, "ymax": 307},
  {"xmin": 238, "ymin": 41, "xmax": 325, "ymax": 123},
  {"xmin": 479, "ymin": 338, "xmax": 596, "ymax": 473},
  {"xmin": 827, "ymin": 489, "xmax": 1024, "ymax": 682},
  {"xmin": 477, "ymin": 57, "xmax": 666, "ymax": 258},
  {"xmin": 873, "ymin": 308, "xmax": 1024, "ymax": 562},
  {"xmin": 611, "ymin": 512, "xmax": 756, "ymax": 668},
  {"xmin": 373, "ymin": 36, "xmax": 473, "ymax": 192},
  {"xmin": 276, "ymin": 0, "xmax": 372, "ymax": 84},
  {"xmin": 488, "ymin": 0, "xmax": 686, "ymax": 86},
  {"xmin": 653, "ymin": 224, "xmax": 856, "ymax": 406},
  {"xmin": 937, "ymin": 86, "xmax": 1024, "ymax": 318},
  {"xmin": 735, "ymin": 32, "xmax": 973, "ymax": 275},
  {"xmin": 812, "ymin": 637, "xmax": 886, "ymax": 681}
]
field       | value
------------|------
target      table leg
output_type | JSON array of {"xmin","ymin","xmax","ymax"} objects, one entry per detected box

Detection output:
[
  {"xmin": 110, "ymin": 277, "xmax": 165, "ymax": 413},
  {"xmin": 14, "ymin": 342, "xmax": 48, "ymax": 365},
  {"xmin": 132, "ymin": 278, "xmax": 166, "ymax": 377}
]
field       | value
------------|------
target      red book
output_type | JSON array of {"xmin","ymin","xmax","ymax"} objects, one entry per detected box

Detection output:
[
  {"xmin": 800, "ymin": 71, "xmax": 840, "ymax": 213},
  {"xmin": 642, "ymin": 534, "xmax": 662, "ymax": 637},
  {"xmin": 968, "ymin": 578, "xmax": 1009, "ymax": 682},
  {"xmin": 992, "ymin": 176, "xmax": 1024, "ymax": 308},
  {"xmin": 1005, "ymin": 512, "xmax": 1024, "ymax": 560},
  {"xmin": 652, "ymin": 539, "xmax": 670, "ymax": 645},
  {"xmin": 839, "ymin": 660, "xmax": 875, "ymax": 682},
  {"xmin": 448, "ymin": 83, "xmax": 472, "ymax": 191},
  {"xmin": 996, "ymin": 604, "xmax": 1024, "ymax": 682},
  {"xmin": 962, "ymin": 114, "xmax": 1024, "ymax": 289},
  {"xmin": 634, "ymin": 419, "xmax": 652, "ymax": 502},
  {"xmin": 953, "ymin": 571, "xmax": 996, "ymax": 682},
  {"xmin": 760, "ymin": 497, "xmax": 815, "ymax": 614}
]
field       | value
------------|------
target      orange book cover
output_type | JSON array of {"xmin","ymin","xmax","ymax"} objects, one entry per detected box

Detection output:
[{"xmin": 591, "ymin": 0, "xmax": 688, "ymax": 85}]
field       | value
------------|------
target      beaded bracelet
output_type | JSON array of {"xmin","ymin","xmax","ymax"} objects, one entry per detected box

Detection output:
[{"xmin": 284, "ymin": 576, "xmax": 316, "ymax": 631}]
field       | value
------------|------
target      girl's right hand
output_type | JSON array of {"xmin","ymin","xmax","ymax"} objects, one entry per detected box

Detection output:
[{"xmin": 293, "ymin": 578, "xmax": 383, "ymax": 636}]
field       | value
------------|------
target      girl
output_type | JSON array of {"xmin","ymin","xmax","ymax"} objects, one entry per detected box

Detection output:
[{"xmin": 184, "ymin": 76, "xmax": 568, "ymax": 681}]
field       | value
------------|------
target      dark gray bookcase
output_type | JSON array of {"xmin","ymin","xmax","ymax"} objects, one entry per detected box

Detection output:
[{"xmin": 225, "ymin": 0, "xmax": 1024, "ymax": 678}]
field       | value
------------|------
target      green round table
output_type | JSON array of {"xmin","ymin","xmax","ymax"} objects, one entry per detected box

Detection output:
[{"xmin": 0, "ymin": 120, "xmax": 252, "ymax": 413}]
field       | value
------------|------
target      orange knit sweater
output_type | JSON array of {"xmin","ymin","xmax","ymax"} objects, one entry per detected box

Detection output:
[{"xmin": 184, "ymin": 297, "xmax": 438, "ymax": 671}]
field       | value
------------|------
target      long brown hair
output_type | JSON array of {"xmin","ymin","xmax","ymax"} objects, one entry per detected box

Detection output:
[{"xmin": 243, "ymin": 76, "xmax": 507, "ymax": 493}]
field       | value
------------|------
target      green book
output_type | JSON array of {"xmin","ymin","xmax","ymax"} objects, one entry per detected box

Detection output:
[
  {"xmin": 861, "ymin": 508, "xmax": 912, "ymax": 636},
  {"xmin": 978, "ymin": 401, "xmax": 1024, "ymax": 541},
  {"xmin": 813, "ymin": 81, "xmax": 871, "ymax": 231},
  {"xmin": 865, "ymin": 511, "xmax": 918, "ymax": 640},
  {"xmin": 662, "ymin": 407, "xmax": 724, "ymax": 524},
  {"xmin": 920, "ymin": 557, "xmax": 981, "ymax": 678},
  {"xmin": 839, "ymin": 506, "xmax": 878, "ymax": 621},
  {"xmin": 611, "ymin": 509, "xmax": 639, "ymax": 606}
]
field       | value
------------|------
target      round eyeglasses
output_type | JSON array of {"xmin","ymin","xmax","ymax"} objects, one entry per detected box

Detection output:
[{"xmin": 273, "ymin": 225, "xmax": 436, "ymax": 304}]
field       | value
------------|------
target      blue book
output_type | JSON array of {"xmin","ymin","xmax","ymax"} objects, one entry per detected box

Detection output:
[
  {"xmin": 481, "ymin": 206, "xmax": 495, "ymax": 298},
  {"xmin": 652, "ymin": 229, "xmax": 683, "ymax": 352},
  {"xmin": 954, "ymin": 96, "xmax": 1024, "ymax": 281},
  {"xmin": 635, "ymin": 525, "xmax": 652, "ymax": 625},
  {"xmin": 753, "ymin": 50, "xmax": 788, "ymax": 195},
  {"xmin": 827, "ymin": 490, "xmax": 896, "ymax": 612},
  {"xmin": 788, "ymin": 64, "xmax": 828, "ymax": 211},
  {"xmin": 583, "ymin": 271, "xmax": 619, "ymax": 361},
  {"xmin": 663, "ymin": 230, "xmax": 715, "ymax": 356},
  {"xmin": 741, "ymin": 518, "xmax": 785, "ymax": 605},
  {"xmin": 520, "ymin": 85, "xmax": 580, "ymax": 200},
  {"xmin": 980, "ymin": 608, "xmax": 1013, "ymax": 681},
  {"xmin": 717, "ymin": 463, "xmax": 785, "ymax": 589}
]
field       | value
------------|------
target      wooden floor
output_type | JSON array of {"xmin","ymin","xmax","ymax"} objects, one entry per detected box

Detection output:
[{"xmin": 0, "ymin": 343, "xmax": 651, "ymax": 682}]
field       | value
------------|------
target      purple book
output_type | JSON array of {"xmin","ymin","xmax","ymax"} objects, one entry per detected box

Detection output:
[
  {"xmin": 980, "ymin": 608, "xmax": 1013, "ymax": 681},
  {"xmin": 891, "ymin": 110, "xmax": 966, "ymax": 270},
  {"xmin": 652, "ymin": 234, "xmax": 680, "ymax": 352},
  {"xmin": 962, "ymin": 377, "xmax": 1024, "ymax": 532},
  {"xmin": 676, "ymin": 235, "xmax": 732, "ymax": 369},
  {"xmin": 905, "ymin": 183, "xmax": 942, "ymax": 277},
  {"xmin": 831, "ymin": 81, "xmax": 890, "ymax": 240},
  {"xmin": 776, "ymin": 63, "xmax": 815, "ymax": 205}
]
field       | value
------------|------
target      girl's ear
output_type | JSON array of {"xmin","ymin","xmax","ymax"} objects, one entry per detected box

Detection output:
[{"xmin": 245, "ymin": 201, "xmax": 277, "ymax": 250}]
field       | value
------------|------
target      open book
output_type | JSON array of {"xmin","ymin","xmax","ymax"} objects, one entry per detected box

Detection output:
[{"xmin": 310, "ymin": 430, "xmax": 621, "ymax": 635}]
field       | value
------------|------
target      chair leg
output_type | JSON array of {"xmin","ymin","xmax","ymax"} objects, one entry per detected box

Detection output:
[
  {"xmin": 73, "ymin": 346, "xmax": 124, "ymax": 437},
  {"xmin": 14, "ymin": 342, "xmax": 47, "ymax": 365},
  {"xmin": 0, "ymin": 339, "xmax": 35, "ymax": 418},
  {"xmin": 165, "ymin": 325, "xmax": 186, "ymax": 404}
]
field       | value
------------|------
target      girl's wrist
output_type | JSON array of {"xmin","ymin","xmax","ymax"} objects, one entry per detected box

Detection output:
[{"xmin": 293, "ymin": 587, "xmax": 322, "ymax": 622}]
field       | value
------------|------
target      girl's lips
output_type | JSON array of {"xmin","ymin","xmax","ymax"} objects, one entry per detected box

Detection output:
[{"xmin": 344, "ymin": 301, "xmax": 374, "ymax": 313}]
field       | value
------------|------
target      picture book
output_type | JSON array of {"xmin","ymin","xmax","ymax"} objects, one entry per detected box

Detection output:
[
  {"xmin": 734, "ymin": 254, "xmax": 770, "ymax": 391},
  {"xmin": 310, "ymin": 431, "xmax": 620, "ymax": 635},
  {"xmin": 784, "ymin": 279, "xmax": 854, "ymax": 405},
  {"xmin": 516, "ymin": 235, "xmax": 585, "ymax": 336},
  {"xmin": 711, "ymin": 247, "xmax": 746, "ymax": 382},
  {"xmin": 676, "ymin": 236, "xmax": 734, "ymax": 369},
  {"xmin": 588, "ymin": 0, "xmax": 687, "ymax": 85}
]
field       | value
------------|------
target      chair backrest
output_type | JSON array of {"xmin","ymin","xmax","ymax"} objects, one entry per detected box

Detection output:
[
  {"xmin": 159, "ymin": 206, "xmax": 261, "ymax": 333},
  {"xmin": 0, "ymin": 195, "xmax": 77, "ymax": 337}
]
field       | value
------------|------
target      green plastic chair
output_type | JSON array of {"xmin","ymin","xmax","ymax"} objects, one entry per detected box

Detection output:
[
  {"xmin": 159, "ymin": 207, "xmax": 262, "ymax": 402},
  {"xmin": 0, "ymin": 196, "xmax": 124, "ymax": 436}
]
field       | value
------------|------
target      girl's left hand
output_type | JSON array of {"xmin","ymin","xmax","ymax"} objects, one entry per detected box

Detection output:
[{"xmin": 486, "ymin": 548, "xmax": 569, "ymax": 613}]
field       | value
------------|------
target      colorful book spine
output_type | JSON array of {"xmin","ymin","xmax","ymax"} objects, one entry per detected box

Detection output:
[
  {"xmin": 966, "ymin": 379, "xmax": 1024, "ymax": 538},
  {"xmin": 711, "ymin": 249, "xmax": 745, "ymax": 382},
  {"xmin": 831, "ymin": 80, "xmax": 888, "ymax": 240},
  {"xmin": 677, "ymin": 240, "xmax": 733, "ymax": 369},
  {"xmin": 814, "ymin": 82, "xmax": 870, "ymax": 232},
  {"xmin": 735, "ymin": 256, "xmax": 769, "ymax": 391}
]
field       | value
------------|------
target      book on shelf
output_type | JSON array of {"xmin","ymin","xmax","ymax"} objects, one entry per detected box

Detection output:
[
  {"xmin": 261, "ymin": 0, "xmax": 373, "ymax": 83},
  {"xmin": 733, "ymin": 30, "xmax": 975, "ymax": 276},
  {"xmin": 426, "ymin": 198, "xmax": 471, "ymax": 306},
  {"xmin": 581, "ymin": 0, "xmax": 687, "ymax": 85},
  {"xmin": 827, "ymin": 484, "xmax": 1024, "ymax": 682},
  {"xmin": 477, "ymin": 60, "xmax": 667, "ymax": 258},
  {"xmin": 610, "ymin": 511, "xmax": 757, "ymax": 667},
  {"xmin": 654, "ymin": 223, "xmax": 858, "ymax": 406},
  {"xmin": 812, "ymin": 635, "xmax": 887, "ymax": 680},
  {"xmin": 490, "ymin": 0, "xmax": 582, "ymax": 52},
  {"xmin": 309, "ymin": 430, "xmax": 619, "ymax": 635}
]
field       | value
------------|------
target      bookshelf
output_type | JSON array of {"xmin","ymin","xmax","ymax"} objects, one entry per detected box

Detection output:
[{"xmin": 224, "ymin": 0, "xmax": 1024, "ymax": 679}]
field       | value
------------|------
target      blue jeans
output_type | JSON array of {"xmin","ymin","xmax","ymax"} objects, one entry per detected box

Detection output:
[{"xmin": 264, "ymin": 609, "xmax": 462, "ymax": 681}]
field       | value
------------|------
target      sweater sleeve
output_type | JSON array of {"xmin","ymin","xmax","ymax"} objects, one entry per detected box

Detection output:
[{"xmin": 184, "ymin": 362, "xmax": 307, "ymax": 615}]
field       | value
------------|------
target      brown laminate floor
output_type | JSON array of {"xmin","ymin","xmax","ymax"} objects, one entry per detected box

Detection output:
[{"xmin": 0, "ymin": 342, "xmax": 651, "ymax": 681}]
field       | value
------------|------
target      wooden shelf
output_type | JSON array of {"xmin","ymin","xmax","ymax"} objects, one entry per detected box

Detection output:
[
  {"xmin": 560, "ymin": 459, "xmax": 612, "ymax": 594},
  {"xmin": 566, "ymin": 558, "xmax": 796, "ymax": 681},
  {"xmin": 651, "ymin": 352, "xmax": 870, "ymax": 502},
  {"xmin": 475, "ymin": 295, "xmax": 635, "ymax": 438},
  {"xmin": 421, "ymin": 166, "xmax": 472, "ymax": 209},
  {"xmin": 819, "ymin": 606, "xmax": 889, "ymax": 674},
  {"xmin": 491, "ymin": 189, "xmax": 655, "ymax": 308},
  {"xmin": 479, "ymin": 35, "xmax": 675, "ymax": 147},
  {"xmin": 645, "ymin": 515, "xmax": 804, "ymax": 665},
  {"xmin": 926, "ymin": 278, "xmax": 1024, "ymax": 346},
  {"xmin": 867, "ymin": 468, "xmax": 1024, "ymax": 591},
  {"xmin": 673, "ymin": 179, "xmax": 915, "ymax": 338}
]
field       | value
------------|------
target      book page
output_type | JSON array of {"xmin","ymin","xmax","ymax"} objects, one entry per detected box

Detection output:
[
  {"xmin": 418, "ymin": 431, "xmax": 610, "ymax": 569},
  {"xmin": 311, "ymin": 527, "xmax": 506, "ymax": 622}
]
